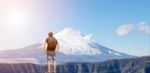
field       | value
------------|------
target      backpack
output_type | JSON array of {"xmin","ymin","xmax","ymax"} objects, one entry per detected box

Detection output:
[{"xmin": 46, "ymin": 37, "xmax": 58, "ymax": 51}]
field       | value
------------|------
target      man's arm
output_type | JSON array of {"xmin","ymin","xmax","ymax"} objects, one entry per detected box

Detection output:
[
  {"xmin": 55, "ymin": 44, "xmax": 59, "ymax": 53},
  {"xmin": 44, "ymin": 42, "xmax": 47, "ymax": 54},
  {"xmin": 43, "ymin": 38, "xmax": 48, "ymax": 54}
]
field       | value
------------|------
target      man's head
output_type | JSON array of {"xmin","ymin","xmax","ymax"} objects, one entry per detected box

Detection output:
[{"xmin": 48, "ymin": 32, "xmax": 53, "ymax": 37}]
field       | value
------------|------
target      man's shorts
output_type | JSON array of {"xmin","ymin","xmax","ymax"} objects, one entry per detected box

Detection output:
[{"xmin": 47, "ymin": 51, "xmax": 56, "ymax": 62}]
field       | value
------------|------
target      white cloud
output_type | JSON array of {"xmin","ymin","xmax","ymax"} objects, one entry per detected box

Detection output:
[
  {"xmin": 137, "ymin": 21, "xmax": 150, "ymax": 34},
  {"xmin": 116, "ymin": 21, "xmax": 150, "ymax": 36},
  {"xmin": 116, "ymin": 24, "xmax": 134, "ymax": 36},
  {"xmin": 55, "ymin": 28, "xmax": 101, "ymax": 55}
]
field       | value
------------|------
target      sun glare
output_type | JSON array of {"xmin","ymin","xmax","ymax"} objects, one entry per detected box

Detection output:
[
  {"xmin": 9, "ymin": 10, "xmax": 25, "ymax": 23},
  {"xmin": 5, "ymin": 8, "xmax": 28, "ymax": 31}
]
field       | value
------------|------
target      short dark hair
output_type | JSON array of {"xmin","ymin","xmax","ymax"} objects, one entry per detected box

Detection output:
[{"xmin": 48, "ymin": 32, "xmax": 53, "ymax": 37}]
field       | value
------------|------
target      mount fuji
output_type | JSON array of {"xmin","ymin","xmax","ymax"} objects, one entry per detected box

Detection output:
[{"xmin": 0, "ymin": 28, "xmax": 133, "ymax": 64}]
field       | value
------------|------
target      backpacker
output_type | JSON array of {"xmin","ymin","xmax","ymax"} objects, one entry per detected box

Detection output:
[{"xmin": 46, "ymin": 37, "xmax": 58, "ymax": 51}]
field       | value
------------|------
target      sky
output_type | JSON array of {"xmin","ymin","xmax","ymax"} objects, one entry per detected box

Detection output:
[{"xmin": 0, "ymin": 0, "xmax": 149, "ymax": 56}]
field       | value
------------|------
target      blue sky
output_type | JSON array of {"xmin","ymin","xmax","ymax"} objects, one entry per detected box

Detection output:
[
  {"xmin": 0, "ymin": 0, "xmax": 149, "ymax": 56},
  {"xmin": 66, "ymin": 0, "xmax": 150, "ymax": 56}
]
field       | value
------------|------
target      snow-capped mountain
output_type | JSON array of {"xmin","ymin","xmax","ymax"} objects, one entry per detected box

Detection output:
[
  {"xmin": 0, "ymin": 28, "xmax": 133, "ymax": 64},
  {"xmin": 55, "ymin": 28, "xmax": 101, "ymax": 55}
]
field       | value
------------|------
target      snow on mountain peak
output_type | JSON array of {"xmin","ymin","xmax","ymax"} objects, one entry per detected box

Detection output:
[{"xmin": 54, "ymin": 28, "xmax": 101, "ymax": 55}]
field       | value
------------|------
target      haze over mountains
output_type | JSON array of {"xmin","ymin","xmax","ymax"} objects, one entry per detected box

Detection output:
[{"xmin": 0, "ymin": 28, "xmax": 133, "ymax": 64}]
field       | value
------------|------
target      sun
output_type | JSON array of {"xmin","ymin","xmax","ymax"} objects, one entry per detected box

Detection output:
[
  {"xmin": 9, "ymin": 9, "xmax": 25, "ymax": 24},
  {"xmin": 5, "ymin": 8, "xmax": 28, "ymax": 31}
]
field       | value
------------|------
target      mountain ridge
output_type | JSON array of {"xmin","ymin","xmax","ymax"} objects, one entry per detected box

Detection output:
[
  {"xmin": 0, "ymin": 56, "xmax": 149, "ymax": 73},
  {"xmin": 0, "ymin": 28, "xmax": 133, "ymax": 64}
]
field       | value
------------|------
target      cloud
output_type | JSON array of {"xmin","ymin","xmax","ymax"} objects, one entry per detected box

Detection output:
[
  {"xmin": 54, "ymin": 28, "xmax": 101, "ymax": 55},
  {"xmin": 116, "ymin": 21, "xmax": 150, "ymax": 36},
  {"xmin": 116, "ymin": 24, "xmax": 134, "ymax": 36},
  {"xmin": 137, "ymin": 21, "xmax": 150, "ymax": 34},
  {"xmin": 55, "ymin": 28, "xmax": 93, "ymax": 43}
]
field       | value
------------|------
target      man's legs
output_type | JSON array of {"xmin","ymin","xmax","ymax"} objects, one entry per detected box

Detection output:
[
  {"xmin": 52, "ymin": 61, "xmax": 56, "ymax": 73},
  {"xmin": 48, "ymin": 60, "xmax": 56, "ymax": 73},
  {"xmin": 47, "ymin": 52, "xmax": 52, "ymax": 73},
  {"xmin": 52, "ymin": 52, "xmax": 56, "ymax": 73},
  {"xmin": 48, "ymin": 61, "xmax": 51, "ymax": 73}
]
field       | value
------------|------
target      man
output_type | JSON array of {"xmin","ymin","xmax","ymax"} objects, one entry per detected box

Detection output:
[{"xmin": 44, "ymin": 32, "xmax": 59, "ymax": 73}]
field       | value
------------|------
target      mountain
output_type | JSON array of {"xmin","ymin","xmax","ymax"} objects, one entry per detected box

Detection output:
[
  {"xmin": 0, "ymin": 63, "xmax": 41, "ymax": 73},
  {"xmin": 0, "ymin": 28, "xmax": 133, "ymax": 64},
  {"xmin": 54, "ymin": 56, "xmax": 150, "ymax": 73},
  {"xmin": 0, "ymin": 56, "xmax": 149, "ymax": 73}
]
